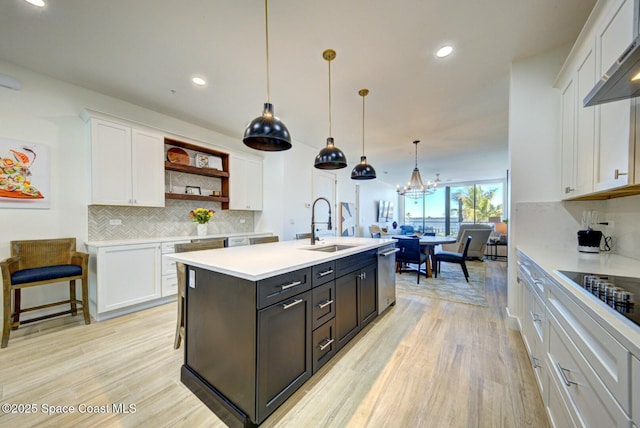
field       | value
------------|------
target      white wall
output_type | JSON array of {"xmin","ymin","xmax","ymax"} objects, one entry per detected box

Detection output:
[
  {"xmin": 508, "ymin": 45, "xmax": 570, "ymax": 319},
  {"xmin": 0, "ymin": 59, "xmax": 395, "ymax": 326}
]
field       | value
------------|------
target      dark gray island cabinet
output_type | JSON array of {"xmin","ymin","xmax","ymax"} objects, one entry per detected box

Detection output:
[{"xmin": 180, "ymin": 248, "xmax": 378, "ymax": 427}]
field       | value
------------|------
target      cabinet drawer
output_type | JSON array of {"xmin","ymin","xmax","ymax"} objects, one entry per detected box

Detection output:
[
  {"xmin": 633, "ymin": 355, "xmax": 639, "ymax": 427},
  {"xmin": 162, "ymin": 273, "xmax": 178, "ymax": 296},
  {"xmin": 312, "ymin": 318, "xmax": 336, "ymax": 374},
  {"xmin": 335, "ymin": 250, "xmax": 376, "ymax": 277},
  {"xmin": 547, "ymin": 282, "xmax": 629, "ymax": 412},
  {"xmin": 228, "ymin": 236, "xmax": 249, "ymax": 247},
  {"xmin": 257, "ymin": 268, "xmax": 312, "ymax": 309},
  {"xmin": 312, "ymin": 281, "xmax": 335, "ymax": 330},
  {"xmin": 162, "ymin": 257, "xmax": 178, "ymax": 275},
  {"xmin": 161, "ymin": 240, "xmax": 190, "ymax": 254},
  {"xmin": 547, "ymin": 368, "xmax": 576, "ymax": 428},
  {"xmin": 312, "ymin": 261, "xmax": 335, "ymax": 287},
  {"xmin": 517, "ymin": 253, "xmax": 546, "ymax": 298},
  {"xmin": 547, "ymin": 318, "xmax": 628, "ymax": 428}
]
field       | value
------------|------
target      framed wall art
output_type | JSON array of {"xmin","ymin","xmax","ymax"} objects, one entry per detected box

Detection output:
[
  {"xmin": 0, "ymin": 138, "xmax": 50, "ymax": 209},
  {"xmin": 340, "ymin": 202, "xmax": 356, "ymax": 237}
]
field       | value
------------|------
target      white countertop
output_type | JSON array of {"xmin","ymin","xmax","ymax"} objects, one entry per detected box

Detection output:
[
  {"xmin": 518, "ymin": 245, "xmax": 640, "ymax": 357},
  {"xmin": 164, "ymin": 237, "xmax": 397, "ymax": 281},
  {"xmin": 85, "ymin": 231, "xmax": 272, "ymax": 248}
]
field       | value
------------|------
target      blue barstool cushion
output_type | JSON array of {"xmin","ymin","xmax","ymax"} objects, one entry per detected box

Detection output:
[{"xmin": 11, "ymin": 264, "xmax": 82, "ymax": 285}]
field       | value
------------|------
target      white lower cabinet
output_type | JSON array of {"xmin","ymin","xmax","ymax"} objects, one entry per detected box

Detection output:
[
  {"xmin": 160, "ymin": 240, "xmax": 189, "ymax": 297},
  {"xmin": 518, "ymin": 250, "xmax": 633, "ymax": 428},
  {"xmin": 88, "ymin": 242, "xmax": 163, "ymax": 321},
  {"xmin": 547, "ymin": 315, "xmax": 628, "ymax": 428},
  {"xmin": 633, "ymin": 355, "xmax": 639, "ymax": 427}
]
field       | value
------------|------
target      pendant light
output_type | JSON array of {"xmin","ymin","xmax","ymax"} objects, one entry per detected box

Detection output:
[
  {"xmin": 314, "ymin": 49, "xmax": 347, "ymax": 169},
  {"xmin": 397, "ymin": 140, "xmax": 426, "ymax": 199},
  {"xmin": 243, "ymin": 0, "xmax": 292, "ymax": 151},
  {"xmin": 351, "ymin": 89, "xmax": 376, "ymax": 180}
]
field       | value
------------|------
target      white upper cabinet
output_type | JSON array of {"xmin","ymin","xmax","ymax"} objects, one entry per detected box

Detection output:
[
  {"xmin": 575, "ymin": 45, "xmax": 596, "ymax": 196},
  {"xmin": 229, "ymin": 154, "xmax": 263, "ymax": 211},
  {"xmin": 594, "ymin": 0, "xmax": 635, "ymax": 191},
  {"xmin": 89, "ymin": 117, "xmax": 165, "ymax": 207},
  {"xmin": 560, "ymin": 77, "xmax": 577, "ymax": 198},
  {"xmin": 557, "ymin": 0, "xmax": 639, "ymax": 199}
]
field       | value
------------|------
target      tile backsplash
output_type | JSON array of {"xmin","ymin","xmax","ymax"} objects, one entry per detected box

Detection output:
[
  {"xmin": 88, "ymin": 200, "xmax": 254, "ymax": 241},
  {"xmin": 515, "ymin": 194, "xmax": 640, "ymax": 261}
]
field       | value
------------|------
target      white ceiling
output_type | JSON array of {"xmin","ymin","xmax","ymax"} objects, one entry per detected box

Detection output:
[{"xmin": 0, "ymin": 0, "xmax": 596, "ymax": 187}]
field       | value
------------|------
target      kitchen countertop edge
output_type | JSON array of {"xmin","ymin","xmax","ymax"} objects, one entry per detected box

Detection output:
[
  {"xmin": 517, "ymin": 245, "xmax": 640, "ymax": 357},
  {"xmin": 85, "ymin": 231, "xmax": 273, "ymax": 248},
  {"xmin": 164, "ymin": 237, "xmax": 396, "ymax": 282}
]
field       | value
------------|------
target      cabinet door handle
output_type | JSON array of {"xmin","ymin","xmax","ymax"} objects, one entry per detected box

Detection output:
[
  {"xmin": 280, "ymin": 280, "xmax": 302, "ymax": 290},
  {"xmin": 556, "ymin": 363, "xmax": 578, "ymax": 387},
  {"xmin": 614, "ymin": 169, "xmax": 628, "ymax": 180},
  {"xmin": 282, "ymin": 298, "xmax": 303, "ymax": 310},
  {"xmin": 318, "ymin": 269, "xmax": 334, "ymax": 277},
  {"xmin": 530, "ymin": 311, "xmax": 541, "ymax": 323},
  {"xmin": 564, "ymin": 186, "xmax": 575, "ymax": 193},
  {"xmin": 318, "ymin": 338, "xmax": 334, "ymax": 351},
  {"xmin": 531, "ymin": 356, "xmax": 541, "ymax": 369},
  {"xmin": 318, "ymin": 299, "xmax": 334, "ymax": 309}
]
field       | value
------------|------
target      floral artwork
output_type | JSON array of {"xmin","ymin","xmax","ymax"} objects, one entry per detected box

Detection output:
[{"xmin": 0, "ymin": 139, "xmax": 50, "ymax": 209}]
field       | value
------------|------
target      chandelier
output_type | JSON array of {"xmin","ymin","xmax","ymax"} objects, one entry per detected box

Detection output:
[{"xmin": 397, "ymin": 141, "xmax": 437, "ymax": 198}]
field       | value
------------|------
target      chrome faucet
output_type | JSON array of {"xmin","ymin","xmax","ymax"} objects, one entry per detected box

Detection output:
[{"xmin": 311, "ymin": 197, "xmax": 332, "ymax": 245}]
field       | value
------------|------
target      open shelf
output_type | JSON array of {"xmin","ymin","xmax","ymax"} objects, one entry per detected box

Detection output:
[
  {"xmin": 164, "ymin": 137, "xmax": 230, "ymax": 209},
  {"xmin": 165, "ymin": 193, "xmax": 229, "ymax": 203},
  {"xmin": 165, "ymin": 162, "xmax": 229, "ymax": 178}
]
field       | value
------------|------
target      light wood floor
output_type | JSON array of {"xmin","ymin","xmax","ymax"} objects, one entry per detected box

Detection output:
[{"xmin": 0, "ymin": 260, "xmax": 549, "ymax": 427}]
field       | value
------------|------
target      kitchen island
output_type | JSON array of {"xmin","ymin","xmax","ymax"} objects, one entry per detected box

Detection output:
[{"xmin": 164, "ymin": 237, "xmax": 395, "ymax": 427}]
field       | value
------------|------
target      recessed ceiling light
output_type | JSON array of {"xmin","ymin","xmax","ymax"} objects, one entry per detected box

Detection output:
[
  {"xmin": 436, "ymin": 45, "xmax": 453, "ymax": 58},
  {"xmin": 24, "ymin": 0, "xmax": 45, "ymax": 7},
  {"xmin": 192, "ymin": 77, "xmax": 207, "ymax": 86}
]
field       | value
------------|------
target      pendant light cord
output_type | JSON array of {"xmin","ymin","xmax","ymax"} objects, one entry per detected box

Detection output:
[
  {"xmin": 361, "ymin": 93, "xmax": 365, "ymax": 156},
  {"xmin": 328, "ymin": 58, "xmax": 332, "ymax": 137},
  {"xmin": 264, "ymin": 0, "xmax": 270, "ymax": 103}
]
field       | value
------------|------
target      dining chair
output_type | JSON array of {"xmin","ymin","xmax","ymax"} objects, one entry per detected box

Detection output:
[
  {"xmin": 295, "ymin": 233, "xmax": 312, "ymax": 240},
  {"xmin": 249, "ymin": 236, "xmax": 279, "ymax": 245},
  {"xmin": 433, "ymin": 235, "xmax": 473, "ymax": 282},
  {"xmin": 1, "ymin": 238, "xmax": 90, "ymax": 348},
  {"xmin": 394, "ymin": 237, "xmax": 429, "ymax": 284},
  {"xmin": 173, "ymin": 240, "xmax": 225, "ymax": 349}
]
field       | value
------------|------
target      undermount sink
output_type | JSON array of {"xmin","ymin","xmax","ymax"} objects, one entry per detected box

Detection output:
[{"xmin": 304, "ymin": 244, "xmax": 356, "ymax": 253}]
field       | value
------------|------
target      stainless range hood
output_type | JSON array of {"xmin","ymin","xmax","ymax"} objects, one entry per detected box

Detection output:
[{"xmin": 584, "ymin": 33, "xmax": 640, "ymax": 107}]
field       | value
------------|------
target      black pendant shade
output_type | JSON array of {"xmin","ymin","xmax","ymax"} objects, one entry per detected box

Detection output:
[
  {"xmin": 314, "ymin": 49, "xmax": 347, "ymax": 170},
  {"xmin": 350, "ymin": 88, "xmax": 376, "ymax": 180},
  {"xmin": 243, "ymin": 103, "xmax": 292, "ymax": 151},
  {"xmin": 351, "ymin": 155, "xmax": 377, "ymax": 180},
  {"xmin": 314, "ymin": 137, "xmax": 347, "ymax": 169},
  {"xmin": 243, "ymin": 0, "xmax": 292, "ymax": 152}
]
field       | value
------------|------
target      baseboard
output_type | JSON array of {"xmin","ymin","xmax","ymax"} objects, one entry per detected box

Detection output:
[{"xmin": 504, "ymin": 306, "xmax": 521, "ymax": 331}]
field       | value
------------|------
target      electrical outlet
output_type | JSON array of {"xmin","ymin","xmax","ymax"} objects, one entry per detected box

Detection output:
[{"xmin": 109, "ymin": 219, "xmax": 122, "ymax": 226}]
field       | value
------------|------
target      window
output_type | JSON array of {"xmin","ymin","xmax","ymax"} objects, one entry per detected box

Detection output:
[{"xmin": 402, "ymin": 180, "xmax": 505, "ymax": 236}]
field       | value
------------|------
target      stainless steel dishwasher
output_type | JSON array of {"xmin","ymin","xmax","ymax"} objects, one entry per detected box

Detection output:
[{"xmin": 377, "ymin": 243, "xmax": 399, "ymax": 313}]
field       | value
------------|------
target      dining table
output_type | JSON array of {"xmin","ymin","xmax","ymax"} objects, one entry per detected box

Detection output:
[{"xmin": 391, "ymin": 235, "xmax": 457, "ymax": 277}]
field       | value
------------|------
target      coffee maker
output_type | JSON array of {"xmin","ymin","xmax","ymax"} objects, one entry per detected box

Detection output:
[
  {"xmin": 578, "ymin": 210, "xmax": 603, "ymax": 253},
  {"xmin": 577, "ymin": 229, "xmax": 603, "ymax": 253}
]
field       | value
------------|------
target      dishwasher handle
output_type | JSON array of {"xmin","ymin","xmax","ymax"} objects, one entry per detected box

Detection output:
[{"xmin": 378, "ymin": 248, "xmax": 400, "ymax": 257}]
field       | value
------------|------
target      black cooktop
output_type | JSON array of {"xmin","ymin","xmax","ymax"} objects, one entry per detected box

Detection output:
[{"xmin": 557, "ymin": 270, "xmax": 639, "ymax": 328}]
